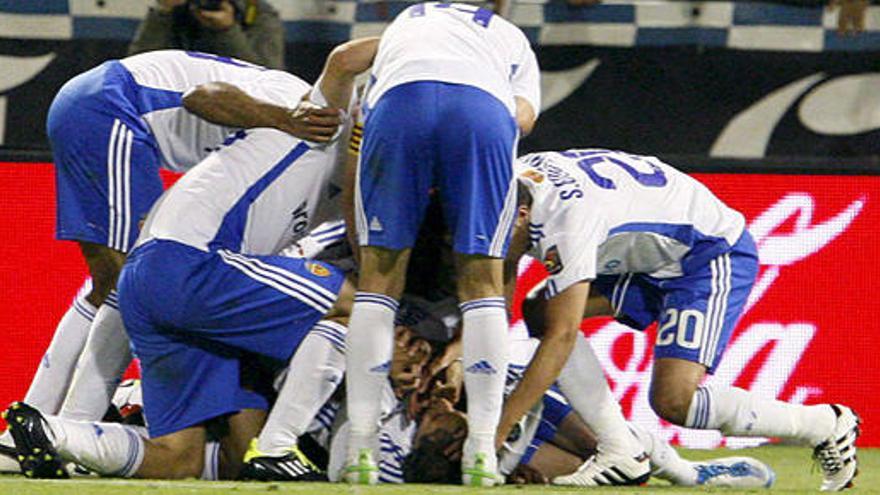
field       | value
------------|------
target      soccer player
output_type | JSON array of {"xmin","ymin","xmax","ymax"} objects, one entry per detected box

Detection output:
[
  {"xmin": 13, "ymin": 49, "xmax": 341, "ymax": 438},
  {"xmin": 504, "ymin": 149, "xmax": 860, "ymax": 491},
  {"xmin": 4, "ymin": 39, "xmax": 377, "ymax": 480},
  {"xmin": 343, "ymin": 2, "xmax": 540, "ymax": 485}
]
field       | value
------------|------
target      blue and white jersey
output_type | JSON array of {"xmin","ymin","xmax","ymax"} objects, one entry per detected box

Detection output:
[
  {"xmin": 137, "ymin": 87, "xmax": 350, "ymax": 255},
  {"xmin": 366, "ymin": 2, "xmax": 540, "ymax": 117},
  {"xmin": 517, "ymin": 150, "xmax": 745, "ymax": 297},
  {"xmin": 118, "ymin": 50, "xmax": 310, "ymax": 172}
]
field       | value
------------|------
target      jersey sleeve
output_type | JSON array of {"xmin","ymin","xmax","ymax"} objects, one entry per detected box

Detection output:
[
  {"xmin": 509, "ymin": 35, "xmax": 541, "ymax": 118},
  {"xmin": 537, "ymin": 208, "xmax": 603, "ymax": 298}
]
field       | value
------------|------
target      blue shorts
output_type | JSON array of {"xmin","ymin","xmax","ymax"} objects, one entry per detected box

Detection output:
[
  {"xmin": 357, "ymin": 81, "xmax": 518, "ymax": 257},
  {"xmin": 593, "ymin": 232, "xmax": 759, "ymax": 373},
  {"xmin": 48, "ymin": 61, "xmax": 163, "ymax": 253},
  {"xmin": 118, "ymin": 239, "xmax": 344, "ymax": 437},
  {"xmin": 521, "ymin": 387, "xmax": 573, "ymax": 465}
]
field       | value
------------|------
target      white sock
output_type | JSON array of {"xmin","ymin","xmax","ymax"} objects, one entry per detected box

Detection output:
[
  {"xmin": 460, "ymin": 297, "xmax": 509, "ymax": 460},
  {"xmin": 345, "ymin": 292, "xmax": 397, "ymax": 457},
  {"xmin": 686, "ymin": 384, "xmax": 836, "ymax": 446},
  {"xmin": 24, "ymin": 281, "xmax": 96, "ymax": 414},
  {"xmin": 556, "ymin": 333, "xmax": 642, "ymax": 455},
  {"xmin": 44, "ymin": 414, "xmax": 146, "ymax": 477},
  {"xmin": 201, "ymin": 441, "xmax": 220, "ymax": 480},
  {"xmin": 258, "ymin": 323, "xmax": 346, "ymax": 455},
  {"xmin": 629, "ymin": 422, "xmax": 696, "ymax": 485},
  {"xmin": 60, "ymin": 299, "xmax": 133, "ymax": 421}
]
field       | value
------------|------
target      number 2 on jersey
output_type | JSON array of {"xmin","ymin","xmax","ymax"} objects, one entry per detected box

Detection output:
[{"xmin": 562, "ymin": 150, "xmax": 668, "ymax": 190}]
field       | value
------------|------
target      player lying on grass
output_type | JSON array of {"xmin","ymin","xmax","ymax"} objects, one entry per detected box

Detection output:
[
  {"xmin": 4, "ymin": 49, "xmax": 344, "ymax": 465},
  {"xmin": 500, "ymin": 149, "xmax": 860, "ymax": 491},
  {"xmin": 3, "ymin": 38, "xmax": 378, "ymax": 481},
  {"xmin": 310, "ymin": 318, "xmax": 775, "ymax": 487}
]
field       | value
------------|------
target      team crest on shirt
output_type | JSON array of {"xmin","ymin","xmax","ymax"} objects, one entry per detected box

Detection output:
[
  {"xmin": 306, "ymin": 262, "xmax": 331, "ymax": 277},
  {"xmin": 519, "ymin": 168, "xmax": 545, "ymax": 184},
  {"xmin": 543, "ymin": 245, "xmax": 563, "ymax": 275}
]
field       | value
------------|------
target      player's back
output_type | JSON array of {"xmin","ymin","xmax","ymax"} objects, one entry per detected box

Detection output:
[
  {"xmin": 520, "ymin": 149, "xmax": 745, "ymax": 279},
  {"xmin": 366, "ymin": 2, "xmax": 538, "ymax": 115},
  {"xmin": 138, "ymin": 126, "xmax": 347, "ymax": 256},
  {"xmin": 119, "ymin": 50, "xmax": 310, "ymax": 172}
]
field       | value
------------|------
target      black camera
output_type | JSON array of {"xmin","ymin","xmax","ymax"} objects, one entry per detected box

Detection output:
[{"xmin": 189, "ymin": 0, "xmax": 224, "ymax": 11}]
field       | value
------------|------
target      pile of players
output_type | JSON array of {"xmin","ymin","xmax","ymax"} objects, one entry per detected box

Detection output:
[{"xmin": 0, "ymin": 2, "xmax": 860, "ymax": 491}]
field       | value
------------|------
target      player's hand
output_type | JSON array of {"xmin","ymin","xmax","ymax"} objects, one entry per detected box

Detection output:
[
  {"xmin": 390, "ymin": 326, "xmax": 432, "ymax": 399},
  {"xmin": 284, "ymin": 100, "xmax": 344, "ymax": 143},
  {"xmin": 508, "ymin": 464, "xmax": 549, "ymax": 485},
  {"xmin": 829, "ymin": 0, "xmax": 869, "ymax": 35},
  {"xmin": 429, "ymin": 359, "xmax": 463, "ymax": 405},
  {"xmin": 192, "ymin": 0, "xmax": 236, "ymax": 31}
]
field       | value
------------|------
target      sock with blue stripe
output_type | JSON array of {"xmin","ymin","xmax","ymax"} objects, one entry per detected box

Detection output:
[
  {"xmin": 461, "ymin": 297, "xmax": 509, "ymax": 460},
  {"xmin": 345, "ymin": 292, "xmax": 398, "ymax": 458},
  {"xmin": 685, "ymin": 384, "xmax": 835, "ymax": 446},
  {"xmin": 60, "ymin": 298, "xmax": 133, "ymax": 421},
  {"xmin": 44, "ymin": 414, "xmax": 146, "ymax": 477},
  {"xmin": 629, "ymin": 422, "xmax": 696, "ymax": 484},
  {"xmin": 24, "ymin": 280, "xmax": 97, "ymax": 414},
  {"xmin": 257, "ymin": 324, "xmax": 346, "ymax": 455}
]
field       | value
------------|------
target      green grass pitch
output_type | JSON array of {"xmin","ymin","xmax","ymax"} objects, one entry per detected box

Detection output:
[{"xmin": 1, "ymin": 446, "xmax": 877, "ymax": 494}]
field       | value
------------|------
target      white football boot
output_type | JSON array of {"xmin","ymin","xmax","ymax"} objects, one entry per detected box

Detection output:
[
  {"xmin": 813, "ymin": 404, "xmax": 860, "ymax": 491},
  {"xmin": 553, "ymin": 448, "xmax": 650, "ymax": 486}
]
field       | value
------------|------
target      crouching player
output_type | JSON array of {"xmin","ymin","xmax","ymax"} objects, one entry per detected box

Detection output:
[
  {"xmin": 503, "ymin": 149, "xmax": 860, "ymax": 491},
  {"xmin": 3, "ymin": 38, "xmax": 378, "ymax": 480}
]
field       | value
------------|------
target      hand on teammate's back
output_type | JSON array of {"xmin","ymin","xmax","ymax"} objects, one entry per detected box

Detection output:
[{"xmin": 284, "ymin": 100, "xmax": 343, "ymax": 143}]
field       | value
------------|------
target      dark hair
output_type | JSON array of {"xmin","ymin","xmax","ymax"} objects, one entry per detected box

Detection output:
[
  {"xmin": 402, "ymin": 431, "xmax": 462, "ymax": 484},
  {"xmin": 517, "ymin": 179, "xmax": 533, "ymax": 208}
]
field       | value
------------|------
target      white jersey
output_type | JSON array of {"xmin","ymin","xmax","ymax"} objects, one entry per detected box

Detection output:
[
  {"xmin": 366, "ymin": 2, "xmax": 540, "ymax": 116},
  {"xmin": 138, "ymin": 87, "xmax": 349, "ymax": 255},
  {"xmin": 517, "ymin": 150, "xmax": 745, "ymax": 297},
  {"xmin": 119, "ymin": 50, "xmax": 310, "ymax": 172}
]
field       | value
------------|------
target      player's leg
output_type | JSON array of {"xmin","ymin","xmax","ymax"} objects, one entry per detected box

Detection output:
[
  {"xmin": 21, "ymin": 77, "xmax": 162, "ymax": 419},
  {"xmin": 551, "ymin": 332, "xmax": 650, "ymax": 486},
  {"xmin": 58, "ymin": 297, "xmax": 132, "ymax": 421},
  {"xmin": 627, "ymin": 421, "xmax": 775, "ymax": 487},
  {"xmin": 650, "ymin": 235, "xmax": 858, "ymax": 490},
  {"xmin": 218, "ymin": 408, "xmax": 267, "ymax": 480},
  {"xmin": 242, "ymin": 314, "xmax": 350, "ymax": 481},
  {"xmin": 454, "ymin": 253, "xmax": 510, "ymax": 485},
  {"xmin": 433, "ymin": 83, "xmax": 520, "ymax": 486},
  {"xmin": 344, "ymin": 82, "xmax": 436, "ymax": 483}
]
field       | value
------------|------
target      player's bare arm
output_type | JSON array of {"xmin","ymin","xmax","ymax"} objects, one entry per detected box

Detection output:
[
  {"xmin": 514, "ymin": 96, "xmax": 537, "ymax": 137},
  {"xmin": 496, "ymin": 280, "xmax": 590, "ymax": 448},
  {"xmin": 181, "ymin": 82, "xmax": 342, "ymax": 142},
  {"xmin": 315, "ymin": 37, "xmax": 380, "ymax": 109}
]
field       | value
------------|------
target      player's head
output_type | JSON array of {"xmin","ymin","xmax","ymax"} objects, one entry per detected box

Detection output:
[{"xmin": 403, "ymin": 397, "xmax": 467, "ymax": 484}]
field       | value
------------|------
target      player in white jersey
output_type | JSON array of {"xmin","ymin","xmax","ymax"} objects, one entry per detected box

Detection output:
[
  {"xmin": 4, "ymin": 39, "xmax": 378, "ymax": 480},
  {"xmin": 10, "ymin": 49, "xmax": 342, "ymax": 458},
  {"xmin": 504, "ymin": 149, "xmax": 860, "ymax": 491},
  {"xmin": 344, "ymin": 2, "xmax": 540, "ymax": 485}
]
